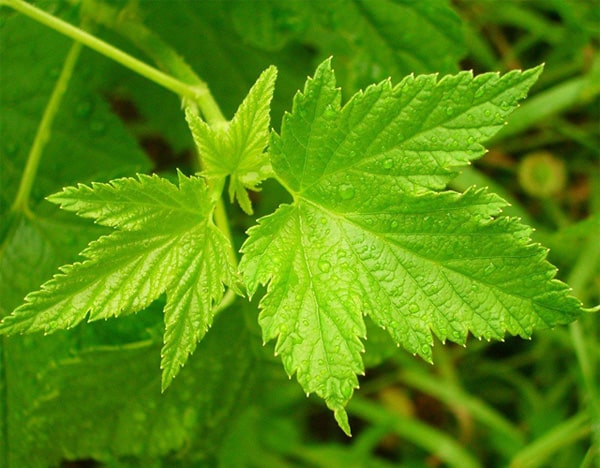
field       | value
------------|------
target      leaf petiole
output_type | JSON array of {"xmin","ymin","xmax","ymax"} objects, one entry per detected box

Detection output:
[
  {"xmin": 2, "ymin": 0, "xmax": 205, "ymax": 104},
  {"xmin": 10, "ymin": 33, "xmax": 83, "ymax": 216},
  {"xmin": 75, "ymin": 0, "xmax": 226, "ymax": 125}
]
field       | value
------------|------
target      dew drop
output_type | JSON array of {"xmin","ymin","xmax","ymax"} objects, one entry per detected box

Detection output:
[
  {"xmin": 383, "ymin": 158, "xmax": 394, "ymax": 169},
  {"xmin": 338, "ymin": 183, "xmax": 355, "ymax": 200},
  {"xmin": 318, "ymin": 259, "xmax": 331, "ymax": 273},
  {"xmin": 445, "ymin": 106, "xmax": 455, "ymax": 116},
  {"xmin": 390, "ymin": 220, "xmax": 399, "ymax": 229},
  {"xmin": 408, "ymin": 303, "xmax": 419, "ymax": 313},
  {"xmin": 467, "ymin": 136, "xmax": 475, "ymax": 145}
]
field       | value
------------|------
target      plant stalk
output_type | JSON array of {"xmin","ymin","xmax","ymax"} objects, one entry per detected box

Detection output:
[
  {"xmin": 10, "ymin": 35, "xmax": 83, "ymax": 215},
  {"xmin": 75, "ymin": 0, "xmax": 239, "ymax": 271},
  {"xmin": 2, "ymin": 0, "xmax": 205, "ymax": 105}
]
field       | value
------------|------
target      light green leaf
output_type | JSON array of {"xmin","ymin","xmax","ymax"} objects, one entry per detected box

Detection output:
[
  {"xmin": 240, "ymin": 59, "xmax": 583, "ymax": 434},
  {"xmin": 0, "ymin": 172, "xmax": 237, "ymax": 389},
  {"xmin": 186, "ymin": 66, "xmax": 277, "ymax": 214}
]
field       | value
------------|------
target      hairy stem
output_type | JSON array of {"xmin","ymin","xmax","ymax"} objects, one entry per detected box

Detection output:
[{"xmin": 10, "ymin": 35, "xmax": 83, "ymax": 215}]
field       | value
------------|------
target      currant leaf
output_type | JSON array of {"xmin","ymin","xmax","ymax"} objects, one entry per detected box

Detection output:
[
  {"xmin": 240, "ymin": 59, "xmax": 583, "ymax": 434},
  {"xmin": 0, "ymin": 172, "xmax": 237, "ymax": 390}
]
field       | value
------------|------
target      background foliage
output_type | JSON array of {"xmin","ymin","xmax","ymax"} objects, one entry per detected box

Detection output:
[{"xmin": 0, "ymin": 0, "xmax": 598, "ymax": 466}]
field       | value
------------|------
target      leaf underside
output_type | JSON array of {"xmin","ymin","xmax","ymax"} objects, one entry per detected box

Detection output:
[
  {"xmin": 240, "ymin": 59, "xmax": 582, "ymax": 434},
  {"xmin": 0, "ymin": 172, "xmax": 237, "ymax": 390}
]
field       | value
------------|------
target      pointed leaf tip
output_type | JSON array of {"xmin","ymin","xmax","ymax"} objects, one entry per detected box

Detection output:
[{"xmin": 334, "ymin": 408, "xmax": 352, "ymax": 437}]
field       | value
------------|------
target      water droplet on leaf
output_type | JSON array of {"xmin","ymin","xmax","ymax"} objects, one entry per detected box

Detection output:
[
  {"xmin": 338, "ymin": 184, "xmax": 355, "ymax": 200},
  {"xmin": 318, "ymin": 258, "xmax": 331, "ymax": 272}
]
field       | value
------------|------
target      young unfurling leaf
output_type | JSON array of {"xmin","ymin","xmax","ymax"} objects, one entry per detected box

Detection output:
[{"xmin": 186, "ymin": 66, "xmax": 277, "ymax": 214}]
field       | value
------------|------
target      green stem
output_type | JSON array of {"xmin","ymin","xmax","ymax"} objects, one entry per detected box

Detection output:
[
  {"xmin": 12, "ymin": 0, "xmax": 237, "ymax": 264},
  {"xmin": 76, "ymin": 0, "xmax": 238, "ymax": 267},
  {"xmin": 2, "ymin": 0, "xmax": 204, "ymax": 105},
  {"xmin": 568, "ymin": 235, "xmax": 600, "ymax": 454},
  {"xmin": 348, "ymin": 396, "xmax": 481, "ymax": 468},
  {"xmin": 10, "ymin": 35, "xmax": 83, "ymax": 215},
  {"xmin": 400, "ymin": 368, "xmax": 525, "ymax": 450},
  {"xmin": 508, "ymin": 412, "xmax": 590, "ymax": 468},
  {"xmin": 77, "ymin": 0, "xmax": 226, "ymax": 125},
  {"xmin": 2, "ymin": 21, "xmax": 84, "ymax": 468}
]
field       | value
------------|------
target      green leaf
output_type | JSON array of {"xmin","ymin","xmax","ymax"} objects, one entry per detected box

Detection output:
[
  {"xmin": 310, "ymin": 0, "xmax": 465, "ymax": 89},
  {"xmin": 227, "ymin": 0, "xmax": 465, "ymax": 90},
  {"xmin": 228, "ymin": 0, "xmax": 310, "ymax": 51},
  {"xmin": 1, "ymin": 303, "xmax": 265, "ymax": 466},
  {"xmin": 186, "ymin": 66, "xmax": 277, "ymax": 214},
  {"xmin": 0, "ymin": 172, "xmax": 237, "ymax": 389},
  {"xmin": 240, "ymin": 59, "xmax": 583, "ymax": 434}
]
